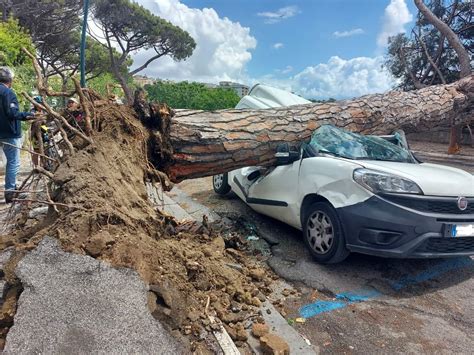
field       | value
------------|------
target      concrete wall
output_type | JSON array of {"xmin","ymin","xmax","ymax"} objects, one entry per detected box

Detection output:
[{"xmin": 407, "ymin": 127, "xmax": 472, "ymax": 145}]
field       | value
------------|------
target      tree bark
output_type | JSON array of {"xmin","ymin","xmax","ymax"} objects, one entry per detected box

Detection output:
[
  {"xmin": 399, "ymin": 47, "xmax": 425, "ymax": 89},
  {"xmin": 415, "ymin": 34, "xmax": 446, "ymax": 84},
  {"xmin": 115, "ymin": 69, "xmax": 133, "ymax": 105},
  {"xmin": 102, "ymin": 30, "xmax": 134, "ymax": 104},
  {"xmin": 414, "ymin": 0, "xmax": 472, "ymax": 155},
  {"xmin": 414, "ymin": 0, "xmax": 471, "ymax": 78},
  {"xmin": 149, "ymin": 76, "xmax": 474, "ymax": 182},
  {"xmin": 418, "ymin": 0, "xmax": 458, "ymax": 84}
]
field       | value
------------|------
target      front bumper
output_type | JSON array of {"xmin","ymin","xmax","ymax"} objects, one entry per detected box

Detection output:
[{"xmin": 337, "ymin": 194, "xmax": 474, "ymax": 258}]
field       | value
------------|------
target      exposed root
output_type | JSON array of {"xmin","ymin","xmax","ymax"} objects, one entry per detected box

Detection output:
[
  {"xmin": 33, "ymin": 166, "xmax": 55, "ymax": 181},
  {"xmin": 22, "ymin": 48, "xmax": 75, "ymax": 97},
  {"xmin": 1, "ymin": 53, "xmax": 274, "ymax": 353},
  {"xmin": 147, "ymin": 168, "xmax": 174, "ymax": 192},
  {"xmin": 72, "ymin": 78, "xmax": 93, "ymax": 136},
  {"xmin": 11, "ymin": 198, "xmax": 85, "ymax": 211},
  {"xmin": 0, "ymin": 141, "xmax": 57, "ymax": 164}
]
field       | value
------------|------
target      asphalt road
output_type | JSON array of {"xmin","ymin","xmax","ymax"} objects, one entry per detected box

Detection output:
[{"xmin": 177, "ymin": 176, "xmax": 474, "ymax": 354}]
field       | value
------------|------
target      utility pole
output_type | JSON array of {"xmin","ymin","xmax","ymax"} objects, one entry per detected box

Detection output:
[{"xmin": 80, "ymin": 0, "xmax": 90, "ymax": 88}]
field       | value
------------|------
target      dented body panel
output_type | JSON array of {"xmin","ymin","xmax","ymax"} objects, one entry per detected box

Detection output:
[{"xmin": 215, "ymin": 85, "xmax": 474, "ymax": 260}]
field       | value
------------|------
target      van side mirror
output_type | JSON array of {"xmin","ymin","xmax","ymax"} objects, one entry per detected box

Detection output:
[{"xmin": 275, "ymin": 143, "xmax": 300, "ymax": 165}]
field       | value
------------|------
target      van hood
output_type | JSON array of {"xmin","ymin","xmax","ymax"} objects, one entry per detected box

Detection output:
[{"xmin": 357, "ymin": 160, "xmax": 474, "ymax": 197}]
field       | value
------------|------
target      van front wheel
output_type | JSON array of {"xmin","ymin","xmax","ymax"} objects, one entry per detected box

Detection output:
[{"xmin": 303, "ymin": 202, "xmax": 349, "ymax": 264}]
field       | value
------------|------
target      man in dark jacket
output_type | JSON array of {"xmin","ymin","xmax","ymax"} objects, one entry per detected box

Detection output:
[{"xmin": 0, "ymin": 67, "xmax": 33, "ymax": 203}]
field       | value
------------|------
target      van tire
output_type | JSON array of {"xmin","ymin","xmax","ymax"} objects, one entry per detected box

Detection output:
[{"xmin": 302, "ymin": 202, "xmax": 350, "ymax": 264}]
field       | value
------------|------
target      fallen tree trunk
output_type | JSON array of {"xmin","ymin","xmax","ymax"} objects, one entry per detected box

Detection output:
[
  {"xmin": 3, "ymin": 53, "xmax": 471, "ymax": 351},
  {"xmin": 155, "ymin": 75, "xmax": 473, "ymax": 182}
]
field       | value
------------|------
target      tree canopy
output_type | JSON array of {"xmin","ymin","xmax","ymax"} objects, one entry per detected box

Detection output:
[
  {"xmin": 0, "ymin": 18, "xmax": 34, "ymax": 67},
  {"xmin": 385, "ymin": 0, "xmax": 472, "ymax": 91},
  {"xmin": 0, "ymin": 18, "xmax": 35, "ymax": 107},
  {"xmin": 2, "ymin": 0, "xmax": 82, "ymax": 43},
  {"xmin": 2, "ymin": 0, "xmax": 121, "ymax": 91},
  {"xmin": 3, "ymin": 0, "xmax": 196, "ymax": 103},
  {"xmin": 89, "ymin": 0, "xmax": 196, "ymax": 102},
  {"xmin": 38, "ymin": 30, "xmax": 130, "ymax": 85},
  {"xmin": 88, "ymin": 73, "xmax": 126, "ymax": 98},
  {"xmin": 145, "ymin": 81, "xmax": 241, "ymax": 111}
]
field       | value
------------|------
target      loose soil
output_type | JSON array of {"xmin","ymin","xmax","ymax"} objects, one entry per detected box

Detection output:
[{"xmin": 0, "ymin": 103, "xmax": 273, "ymax": 351}]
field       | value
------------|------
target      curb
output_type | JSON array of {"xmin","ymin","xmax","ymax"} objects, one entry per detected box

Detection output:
[
  {"xmin": 413, "ymin": 151, "xmax": 474, "ymax": 168},
  {"xmin": 153, "ymin": 183, "xmax": 318, "ymax": 354}
]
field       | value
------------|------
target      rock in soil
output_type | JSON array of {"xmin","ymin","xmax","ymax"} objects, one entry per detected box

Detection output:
[
  {"xmin": 225, "ymin": 323, "xmax": 248, "ymax": 342},
  {"xmin": 251, "ymin": 323, "xmax": 270, "ymax": 338},
  {"xmin": 0, "ymin": 102, "xmax": 269, "ymax": 350},
  {"xmin": 84, "ymin": 234, "xmax": 108, "ymax": 257},
  {"xmin": 260, "ymin": 333, "xmax": 290, "ymax": 355},
  {"xmin": 249, "ymin": 268, "xmax": 266, "ymax": 281},
  {"xmin": 235, "ymin": 324, "xmax": 248, "ymax": 342},
  {"xmin": 0, "ymin": 248, "xmax": 13, "ymax": 273},
  {"xmin": 28, "ymin": 206, "xmax": 49, "ymax": 220},
  {"xmin": 0, "ymin": 285, "xmax": 21, "ymax": 326}
]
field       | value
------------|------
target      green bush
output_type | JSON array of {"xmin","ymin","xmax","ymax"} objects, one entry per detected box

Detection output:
[
  {"xmin": 0, "ymin": 18, "xmax": 36, "ymax": 109},
  {"xmin": 146, "ymin": 81, "xmax": 240, "ymax": 110}
]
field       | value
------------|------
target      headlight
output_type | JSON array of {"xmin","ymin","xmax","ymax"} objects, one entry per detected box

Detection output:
[{"xmin": 353, "ymin": 168, "xmax": 423, "ymax": 194}]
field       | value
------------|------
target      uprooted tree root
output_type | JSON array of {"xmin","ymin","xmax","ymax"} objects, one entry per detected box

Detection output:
[{"xmin": 0, "ymin": 51, "xmax": 275, "ymax": 352}]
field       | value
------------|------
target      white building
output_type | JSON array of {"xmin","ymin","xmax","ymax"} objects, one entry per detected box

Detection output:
[
  {"xmin": 133, "ymin": 75, "xmax": 155, "ymax": 87},
  {"xmin": 218, "ymin": 81, "xmax": 249, "ymax": 98}
]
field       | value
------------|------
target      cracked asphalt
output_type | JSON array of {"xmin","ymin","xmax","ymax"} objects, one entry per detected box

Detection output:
[{"xmin": 177, "ymin": 173, "xmax": 474, "ymax": 354}]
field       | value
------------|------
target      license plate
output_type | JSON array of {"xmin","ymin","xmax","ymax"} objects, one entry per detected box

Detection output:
[{"xmin": 452, "ymin": 224, "xmax": 474, "ymax": 237}]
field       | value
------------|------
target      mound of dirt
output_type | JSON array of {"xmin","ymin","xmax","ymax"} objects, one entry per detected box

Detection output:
[{"xmin": 1, "ymin": 103, "xmax": 273, "ymax": 351}]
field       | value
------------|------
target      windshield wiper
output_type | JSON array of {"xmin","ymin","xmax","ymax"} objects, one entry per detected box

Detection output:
[
  {"xmin": 318, "ymin": 149, "xmax": 351, "ymax": 160},
  {"xmin": 353, "ymin": 157, "xmax": 409, "ymax": 163},
  {"xmin": 353, "ymin": 157, "xmax": 387, "ymax": 161}
]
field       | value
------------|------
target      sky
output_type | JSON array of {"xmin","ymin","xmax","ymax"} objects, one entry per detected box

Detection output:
[{"xmin": 132, "ymin": 0, "xmax": 417, "ymax": 99}]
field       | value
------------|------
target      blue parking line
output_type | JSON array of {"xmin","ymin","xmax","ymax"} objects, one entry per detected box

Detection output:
[
  {"xmin": 336, "ymin": 289, "xmax": 382, "ymax": 302},
  {"xmin": 300, "ymin": 288, "xmax": 380, "ymax": 318},
  {"xmin": 299, "ymin": 257, "xmax": 473, "ymax": 319},
  {"xmin": 300, "ymin": 300, "xmax": 347, "ymax": 318},
  {"xmin": 390, "ymin": 258, "xmax": 473, "ymax": 291}
]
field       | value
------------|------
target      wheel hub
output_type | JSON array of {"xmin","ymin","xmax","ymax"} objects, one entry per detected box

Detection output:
[
  {"xmin": 307, "ymin": 211, "xmax": 334, "ymax": 254},
  {"xmin": 213, "ymin": 174, "xmax": 224, "ymax": 189}
]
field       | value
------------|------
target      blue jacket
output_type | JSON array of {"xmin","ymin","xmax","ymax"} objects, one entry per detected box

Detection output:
[{"xmin": 0, "ymin": 84, "xmax": 30, "ymax": 139}]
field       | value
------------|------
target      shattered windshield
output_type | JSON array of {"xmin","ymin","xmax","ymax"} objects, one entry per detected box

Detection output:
[{"xmin": 309, "ymin": 125, "xmax": 415, "ymax": 163}]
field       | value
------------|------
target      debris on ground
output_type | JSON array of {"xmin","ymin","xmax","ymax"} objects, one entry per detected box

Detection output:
[
  {"xmin": 251, "ymin": 323, "xmax": 270, "ymax": 338},
  {"xmin": 260, "ymin": 333, "xmax": 290, "ymax": 355},
  {"xmin": 0, "ymin": 102, "xmax": 279, "ymax": 351},
  {"xmin": 215, "ymin": 213, "xmax": 273, "ymax": 257}
]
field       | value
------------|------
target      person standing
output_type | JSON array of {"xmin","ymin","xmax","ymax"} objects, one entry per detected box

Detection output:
[
  {"xmin": 66, "ymin": 97, "xmax": 84, "ymax": 127},
  {"xmin": 0, "ymin": 67, "xmax": 33, "ymax": 203}
]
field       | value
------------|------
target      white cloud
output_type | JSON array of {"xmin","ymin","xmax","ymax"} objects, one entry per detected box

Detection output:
[
  {"xmin": 275, "ymin": 65, "xmax": 293, "ymax": 75},
  {"xmin": 257, "ymin": 56, "xmax": 395, "ymax": 100},
  {"xmin": 273, "ymin": 43, "xmax": 284, "ymax": 49},
  {"xmin": 333, "ymin": 28, "xmax": 365, "ymax": 38},
  {"xmin": 132, "ymin": 0, "xmax": 257, "ymax": 82},
  {"xmin": 129, "ymin": 1, "xmax": 396, "ymax": 100},
  {"xmin": 257, "ymin": 6, "xmax": 300, "ymax": 24},
  {"xmin": 291, "ymin": 56, "xmax": 395, "ymax": 99},
  {"xmin": 377, "ymin": 0, "xmax": 413, "ymax": 48}
]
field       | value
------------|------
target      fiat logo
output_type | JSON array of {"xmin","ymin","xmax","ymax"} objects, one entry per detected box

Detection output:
[{"xmin": 457, "ymin": 197, "xmax": 468, "ymax": 211}]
